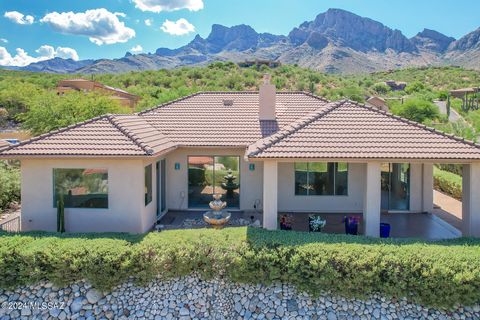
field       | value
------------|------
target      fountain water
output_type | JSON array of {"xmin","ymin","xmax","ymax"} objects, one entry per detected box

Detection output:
[{"xmin": 203, "ymin": 193, "xmax": 231, "ymax": 228}]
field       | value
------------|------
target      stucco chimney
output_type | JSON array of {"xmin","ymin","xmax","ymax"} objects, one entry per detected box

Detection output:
[{"xmin": 259, "ymin": 74, "xmax": 276, "ymax": 120}]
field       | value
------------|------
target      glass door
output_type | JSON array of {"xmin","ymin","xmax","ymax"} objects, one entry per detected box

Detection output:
[
  {"xmin": 156, "ymin": 159, "xmax": 167, "ymax": 217},
  {"xmin": 188, "ymin": 156, "xmax": 240, "ymax": 208},
  {"xmin": 381, "ymin": 163, "xmax": 410, "ymax": 211}
]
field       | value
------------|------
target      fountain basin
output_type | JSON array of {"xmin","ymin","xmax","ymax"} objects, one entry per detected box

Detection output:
[{"xmin": 203, "ymin": 210, "xmax": 231, "ymax": 229}]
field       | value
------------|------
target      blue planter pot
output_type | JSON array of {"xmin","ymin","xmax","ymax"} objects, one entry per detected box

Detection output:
[
  {"xmin": 380, "ymin": 223, "xmax": 391, "ymax": 238},
  {"xmin": 344, "ymin": 221, "xmax": 358, "ymax": 235}
]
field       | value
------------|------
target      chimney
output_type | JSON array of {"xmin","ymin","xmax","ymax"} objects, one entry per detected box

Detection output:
[{"xmin": 259, "ymin": 74, "xmax": 276, "ymax": 120}]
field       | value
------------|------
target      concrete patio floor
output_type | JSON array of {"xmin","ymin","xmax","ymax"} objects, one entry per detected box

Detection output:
[
  {"xmin": 159, "ymin": 209, "xmax": 461, "ymax": 240},
  {"xmin": 433, "ymin": 190, "xmax": 462, "ymax": 231}
]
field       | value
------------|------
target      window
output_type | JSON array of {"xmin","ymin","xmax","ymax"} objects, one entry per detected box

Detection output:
[
  {"xmin": 145, "ymin": 164, "xmax": 153, "ymax": 205},
  {"xmin": 53, "ymin": 168, "xmax": 108, "ymax": 208},
  {"xmin": 294, "ymin": 162, "xmax": 348, "ymax": 196},
  {"xmin": 188, "ymin": 156, "xmax": 240, "ymax": 208}
]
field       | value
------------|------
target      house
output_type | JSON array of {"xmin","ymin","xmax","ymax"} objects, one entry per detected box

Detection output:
[
  {"xmin": 57, "ymin": 79, "xmax": 141, "ymax": 109},
  {"xmin": 1, "ymin": 75, "xmax": 480, "ymax": 237},
  {"xmin": 385, "ymin": 80, "xmax": 407, "ymax": 91},
  {"xmin": 238, "ymin": 60, "xmax": 281, "ymax": 68},
  {"xmin": 366, "ymin": 96, "xmax": 388, "ymax": 111}
]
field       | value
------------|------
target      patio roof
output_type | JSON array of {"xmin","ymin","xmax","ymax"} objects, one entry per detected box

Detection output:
[{"xmin": 246, "ymin": 100, "xmax": 480, "ymax": 160}]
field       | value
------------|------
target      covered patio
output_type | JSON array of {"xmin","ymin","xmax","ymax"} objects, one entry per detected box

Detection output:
[
  {"xmin": 246, "ymin": 100, "xmax": 480, "ymax": 238},
  {"xmin": 157, "ymin": 209, "xmax": 461, "ymax": 240}
]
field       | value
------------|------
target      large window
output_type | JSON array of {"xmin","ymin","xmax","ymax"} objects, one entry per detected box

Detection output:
[
  {"xmin": 294, "ymin": 162, "xmax": 348, "ymax": 196},
  {"xmin": 145, "ymin": 164, "xmax": 153, "ymax": 205},
  {"xmin": 53, "ymin": 168, "xmax": 108, "ymax": 208},
  {"xmin": 188, "ymin": 156, "xmax": 240, "ymax": 208}
]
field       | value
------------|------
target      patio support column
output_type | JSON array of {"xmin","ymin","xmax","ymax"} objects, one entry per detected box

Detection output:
[
  {"xmin": 462, "ymin": 163, "xmax": 480, "ymax": 237},
  {"xmin": 422, "ymin": 163, "xmax": 434, "ymax": 213},
  {"xmin": 364, "ymin": 162, "xmax": 381, "ymax": 237},
  {"xmin": 263, "ymin": 160, "xmax": 278, "ymax": 230}
]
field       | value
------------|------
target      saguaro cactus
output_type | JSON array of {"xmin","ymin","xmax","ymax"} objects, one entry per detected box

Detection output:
[{"xmin": 56, "ymin": 194, "xmax": 65, "ymax": 233}]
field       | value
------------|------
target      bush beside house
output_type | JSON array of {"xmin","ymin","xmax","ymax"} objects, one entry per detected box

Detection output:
[
  {"xmin": 0, "ymin": 162, "xmax": 20, "ymax": 210},
  {"xmin": 1, "ymin": 227, "xmax": 479, "ymax": 308},
  {"xmin": 433, "ymin": 167, "xmax": 462, "ymax": 200}
]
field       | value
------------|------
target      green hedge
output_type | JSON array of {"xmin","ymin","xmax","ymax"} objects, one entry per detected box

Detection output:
[
  {"xmin": 434, "ymin": 167, "xmax": 462, "ymax": 200},
  {"xmin": 0, "ymin": 162, "xmax": 20, "ymax": 210},
  {"xmin": 1, "ymin": 227, "xmax": 480, "ymax": 308}
]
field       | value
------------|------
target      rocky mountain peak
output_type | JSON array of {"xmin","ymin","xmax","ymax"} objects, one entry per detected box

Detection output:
[
  {"xmin": 411, "ymin": 28, "xmax": 455, "ymax": 53},
  {"xmin": 289, "ymin": 8, "xmax": 416, "ymax": 53},
  {"xmin": 448, "ymin": 27, "xmax": 480, "ymax": 51}
]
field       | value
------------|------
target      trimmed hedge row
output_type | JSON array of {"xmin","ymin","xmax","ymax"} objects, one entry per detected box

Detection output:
[
  {"xmin": 433, "ymin": 167, "xmax": 462, "ymax": 200},
  {"xmin": 1, "ymin": 227, "xmax": 480, "ymax": 308}
]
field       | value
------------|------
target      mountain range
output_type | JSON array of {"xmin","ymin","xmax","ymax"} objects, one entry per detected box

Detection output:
[{"xmin": 12, "ymin": 9, "xmax": 480, "ymax": 74}]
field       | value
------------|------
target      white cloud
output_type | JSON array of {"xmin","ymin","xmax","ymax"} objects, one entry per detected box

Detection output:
[
  {"xmin": 0, "ymin": 38, "xmax": 7, "ymax": 43},
  {"xmin": 0, "ymin": 45, "xmax": 79, "ymax": 67},
  {"xmin": 130, "ymin": 45, "xmax": 143, "ymax": 53},
  {"xmin": 144, "ymin": 19, "xmax": 153, "ymax": 26},
  {"xmin": 133, "ymin": 0, "xmax": 203, "ymax": 13},
  {"xmin": 4, "ymin": 11, "xmax": 34, "ymax": 25},
  {"xmin": 160, "ymin": 18, "xmax": 195, "ymax": 36},
  {"xmin": 55, "ymin": 47, "xmax": 80, "ymax": 60},
  {"xmin": 40, "ymin": 8, "xmax": 135, "ymax": 45}
]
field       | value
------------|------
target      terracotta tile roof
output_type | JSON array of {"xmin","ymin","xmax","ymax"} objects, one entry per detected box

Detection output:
[
  {"xmin": 2, "ymin": 92, "xmax": 480, "ymax": 160},
  {"xmin": 0, "ymin": 140, "xmax": 10, "ymax": 150},
  {"xmin": 140, "ymin": 92, "xmax": 330, "ymax": 146},
  {"xmin": 0, "ymin": 115, "xmax": 175, "ymax": 157},
  {"xmin": 247, "ymin": 100, "xmax": 480, "ymax": 160}
]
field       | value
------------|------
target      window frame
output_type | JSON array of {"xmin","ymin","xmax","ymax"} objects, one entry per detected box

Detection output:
[
  {"xmin": 294, "ymin": 162, "xmax": 348, "ymax": 196},
  {"xmin": 53, "ymin": 168, "xmax": 109, "ymax": 209},
  {"xmin": 145, "ymin": 164, "xmax": 153, "ymax": 206}
]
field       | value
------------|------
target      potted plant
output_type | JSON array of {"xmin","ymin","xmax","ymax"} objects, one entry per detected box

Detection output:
[
  {"xmin": 279, "ymin": 214, "xmax": 293, "ymax": 230},
  {"xmin": 343, "ymin": 216, "xmax": 360, "ymax": 235},
  {"xmin": 309, "ymin": 215, "xmax": 326, "ymax": 232}
]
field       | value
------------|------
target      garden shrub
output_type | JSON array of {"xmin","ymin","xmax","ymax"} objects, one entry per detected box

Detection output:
[
  {"xmin": 0, "ymin": 227, "xmax": 479, "ymax": 308},
  {"xmin": 433, "ymin": 167, "xmax": 462, "ymax": 200},
  {"xmin": 0, "ymin": 162, "xmax": 20, "ymax": 210}
]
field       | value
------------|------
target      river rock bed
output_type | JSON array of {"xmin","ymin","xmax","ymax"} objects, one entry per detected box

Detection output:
[{"xmin": 0, "ymin": 275, "xmax": 478, "ymax": 319}]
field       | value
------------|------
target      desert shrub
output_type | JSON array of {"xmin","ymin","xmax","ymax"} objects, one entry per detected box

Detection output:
[
  {"xmin": 0, "ymin": 162, "xmax": 20, "ymax": 210},
  {"xmin": 1, "ymin": 228, "xmax": 480, "ymax": 308},
  {"xmin": 19, "ymin": 91, "xmax": 130, "ymax": 135},
  {"xmin": 372, "ymin": 82, "xmax": 390, "ymax": 94},
  {"xmin": 390, "ymin": 98, "xmax": 440, "ymax": 123},
  {"xmin": 433, "ymin": 167, "xmax": 462, "ymax": 200},
  {"xmin": 436, "ymin": 164, "xmax": 463, "ymax": 176}
]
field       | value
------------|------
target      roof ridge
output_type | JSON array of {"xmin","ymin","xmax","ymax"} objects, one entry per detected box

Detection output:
[
  {"xmin": 106, "ymin": 115, "xmax": 155, "ymax": 155},
  {"xmin": 0, "ymin": 115, "xmax": 110, "ymax": 154},
  {"xmin": 347, "ymin": 99, "xmax": 480, "ymax": 149},
  {"xmin": 138, "ymin": 91, "xmax": 330, "ymax": 115},
  {"xmin": 137, "ymin": 92, "xmax": 201, "ymax": 115},
  {"xmin": 247, "ymin": 100, "xmax": 346, "ymax": 157}
]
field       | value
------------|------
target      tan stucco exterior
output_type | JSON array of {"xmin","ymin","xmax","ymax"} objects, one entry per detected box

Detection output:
[
  {"xmin": 21, "ymin": 158, "xmax": 155, "ymax": 233},
  {"xmin": 19, "ymin": 152, "xmax": 436, "ymax": 234}
]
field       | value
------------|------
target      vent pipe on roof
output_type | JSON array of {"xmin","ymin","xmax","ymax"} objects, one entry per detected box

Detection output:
[{"xmin": 259, "ymin": 74, "xmax": 276, "ymax": 120}]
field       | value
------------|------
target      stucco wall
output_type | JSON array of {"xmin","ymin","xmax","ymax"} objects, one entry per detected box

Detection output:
[
  {"xmin": 21, "ymin": 158, "xmax": 147, "ymax": 233},
  {"xmin": 164, "ymin": 147, "xmax": 263, "ymax": 211}
]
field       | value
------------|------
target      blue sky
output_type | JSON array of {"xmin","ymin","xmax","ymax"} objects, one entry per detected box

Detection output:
[{"xmin": 0, "ymin": 0, "xmax": 479, "ymax": 66}]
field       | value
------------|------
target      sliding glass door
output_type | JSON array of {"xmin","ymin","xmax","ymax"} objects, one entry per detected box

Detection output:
[
  {"xmin": 188, "ymin": 156, "xmax": 240, "ymax": 208},
  {"xmin": 381, "ymin": 163, "xmax": 410, "ymax": 211}
]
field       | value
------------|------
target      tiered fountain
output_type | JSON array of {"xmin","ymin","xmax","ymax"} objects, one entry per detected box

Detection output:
[{"xmin": 203, "ymin": 193, "xmax": 231, "ymax": 229}]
